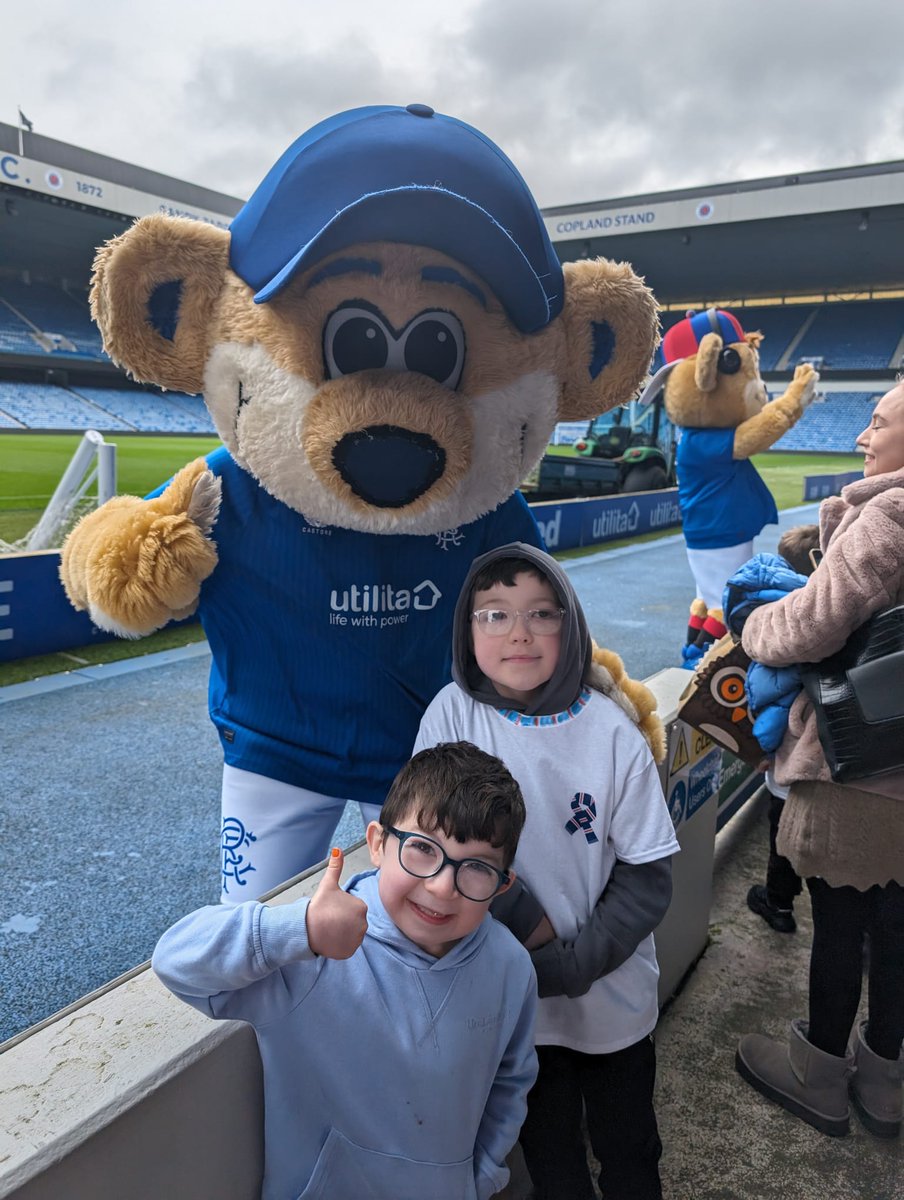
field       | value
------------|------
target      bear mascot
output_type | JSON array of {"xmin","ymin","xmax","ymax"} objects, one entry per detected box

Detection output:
[
  {"xmin": 650, "ymin": 307, "xmax": 818, "ymax": 666},
  {"xmin": 60, "ymin": 104, "xmax": 659, "ymax": 900}
]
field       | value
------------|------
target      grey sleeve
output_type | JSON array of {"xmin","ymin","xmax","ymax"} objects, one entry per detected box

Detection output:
[
  {"xmin": 529, "ymin": 857, "xmax": 673, "ymax": 999},
  {"xmin": 490, "ymin": 876, "xmax": 547, "ymax": 944}
]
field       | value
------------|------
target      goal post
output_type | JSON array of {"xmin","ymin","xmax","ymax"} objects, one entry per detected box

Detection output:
[{"xmin": 23, "ymin": 430, "xmax": 117, "ymax": 551}]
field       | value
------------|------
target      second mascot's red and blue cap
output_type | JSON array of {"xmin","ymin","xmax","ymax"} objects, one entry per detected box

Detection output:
[
  {"xmin": 635, "ymin": 307, "xmax": 748, "ymax": 405},
  {"xmin": 228, "ymin": 103, "xmax": 564, "ymax": 335},
  {"xmin": 662, "ymin": 308, "xmax": 746, "ymax": 363}
]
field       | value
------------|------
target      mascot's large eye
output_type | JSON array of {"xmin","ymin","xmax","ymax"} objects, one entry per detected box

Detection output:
[
  {"xmin": 324, "ymin": 306, "xmax": 390, "ymax": 378},
  {"xmin": 718, "ymin": 347, "xmax": 741, "ymax": 375},
  {"xmin": 401, "ymin": 312, "xmax": 465, "ymax": 389}
]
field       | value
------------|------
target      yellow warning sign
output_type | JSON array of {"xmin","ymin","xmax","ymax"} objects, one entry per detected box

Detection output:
[
  {"xmin": 690, "ymin": 729, "xmax": 715, "ymax": 764},
  {"xmin": 670, "ymin": 731, "xmax": 689, "ymax": 776}
]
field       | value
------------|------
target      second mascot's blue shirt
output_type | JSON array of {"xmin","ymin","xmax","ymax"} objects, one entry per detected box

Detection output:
[
  {"xmin": 676, "ymin": 427, "xmax": 778, "ymax": 550},
  {"xmin": 196, "ymin": 448, "xmax": 543, "ymax": 803}
]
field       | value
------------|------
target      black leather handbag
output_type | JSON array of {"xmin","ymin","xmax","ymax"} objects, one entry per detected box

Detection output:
[{"xmin": 800, "ymin": 605, "xmax": 904, "ymax": 783}]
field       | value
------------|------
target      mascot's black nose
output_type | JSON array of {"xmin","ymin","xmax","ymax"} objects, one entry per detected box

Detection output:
[{"xmin": 332, "ymin": 425, "xmax": 446, "ymax": 508}]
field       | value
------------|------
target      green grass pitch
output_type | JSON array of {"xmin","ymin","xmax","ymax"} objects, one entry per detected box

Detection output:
[
  {"xmin": 0, "ymin": 432, "xmax": 222, "ymax": 540},
  {"xmin": 0, "ymin": 431, "xmax": 863, "ymax": 543}
]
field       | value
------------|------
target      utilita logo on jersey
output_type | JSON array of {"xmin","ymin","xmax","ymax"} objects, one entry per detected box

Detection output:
[{"xmin": 329, "ymin": 579, "xmax": 442, "ymax": 629}]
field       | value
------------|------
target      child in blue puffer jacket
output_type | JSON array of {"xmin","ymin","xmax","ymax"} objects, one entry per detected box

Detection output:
[{"xmin": 724, "ymin": 525, "xmax": 819, "ymax": 933}]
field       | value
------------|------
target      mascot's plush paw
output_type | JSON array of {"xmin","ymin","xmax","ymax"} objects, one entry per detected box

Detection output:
[
  {"xmin": 60, "ymin": 458, "xmax": 221, "ymax": 637},
  {"xmin": 790, "ymin": 362, "xmax": 819, "ymax": 409}
]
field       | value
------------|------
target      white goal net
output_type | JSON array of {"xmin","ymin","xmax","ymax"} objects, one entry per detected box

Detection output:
[{"xmin": 1, "ymin": 430, "xmax": 117, "ymax": 553}]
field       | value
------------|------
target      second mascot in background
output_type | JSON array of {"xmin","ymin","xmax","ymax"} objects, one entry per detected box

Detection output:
[{"xmin": 653, "ymin": 308, "xmax": 818, "ymax": 665}]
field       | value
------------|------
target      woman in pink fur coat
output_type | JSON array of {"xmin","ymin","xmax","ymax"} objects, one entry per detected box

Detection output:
[{"xmin": 735, "ymin": 378, "xmax": 904, "ymax": 1141}]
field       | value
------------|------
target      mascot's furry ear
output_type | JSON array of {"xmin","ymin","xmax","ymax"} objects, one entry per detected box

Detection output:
[
  {"xmin": 557, "ymin": 259, "xmax": 659, "ymax": 420},
  {"xmin": 694, "ymin": 331, "xmax": 723, "ymax": 394},
  {"xmin": 90, "ymin": 215, "xmax": 230, "ymax": 394}
]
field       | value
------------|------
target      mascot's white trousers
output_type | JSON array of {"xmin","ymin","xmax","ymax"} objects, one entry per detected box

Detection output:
[
  {"xmin": 686, "ymin": 541, "xmax": 754, "ymax": 611},
  {"xmin": 219, "ymin": 765, "xmax": 382, "ymax": 903}
]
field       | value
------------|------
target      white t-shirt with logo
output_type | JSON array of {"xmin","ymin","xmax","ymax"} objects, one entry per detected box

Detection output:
[{"xmin": 415, "ymin": 683, "xmax": 680, "ymax": 1054}]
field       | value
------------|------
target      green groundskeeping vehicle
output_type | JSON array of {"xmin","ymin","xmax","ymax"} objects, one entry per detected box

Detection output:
[
  {"xmin": 574, "ymin": 394, "xmax": 676, "ymax": 490},
  {"xmin": 522, "ymin": 395, "xmax": 676, "ymax": 502}
]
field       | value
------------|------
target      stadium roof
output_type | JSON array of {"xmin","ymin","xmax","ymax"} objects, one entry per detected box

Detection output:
[
  {"xmin": 2, "ymin": 124, "xmax": 903, "ymax": 304},
  {"xmin": 0, "ymin": 123, "xmax": 241, "ymax": 286},
  {"xmin": 544, "ymin": 160, "xmax": 904, "ymax": 304}
]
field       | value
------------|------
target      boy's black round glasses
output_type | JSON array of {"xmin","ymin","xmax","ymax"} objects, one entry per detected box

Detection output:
[
  {"xmin": 385, "ymin": 827, "xmax": 510, "ymax": 902},
  {"xmin": 471, "ymin": 607, "xmax": 565, "ymax": 636}
]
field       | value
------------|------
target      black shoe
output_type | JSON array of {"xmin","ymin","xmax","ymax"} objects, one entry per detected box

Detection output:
[{"xmin": 747, "ymin": 884, "xmax": 796, "ymax": 933}]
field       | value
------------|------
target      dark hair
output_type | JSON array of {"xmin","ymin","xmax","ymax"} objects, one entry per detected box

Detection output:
[
  {"xmin": 381, "ymin": 742, "xmax": 526, "ymax": 867},
  {"xmin": 778, "ymin": 524, "xmax": 820, "ymax": 577},
  {"xmin": 469, "ymin": 556, "xmax": 555, "ymax": 603}
]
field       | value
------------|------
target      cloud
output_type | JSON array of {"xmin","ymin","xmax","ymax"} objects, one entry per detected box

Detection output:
[{"xmin": 4, "ymin": 0, "xmax": 904, "ymax": 206}]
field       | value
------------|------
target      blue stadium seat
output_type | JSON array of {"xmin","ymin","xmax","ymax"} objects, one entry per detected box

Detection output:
[
  {"xmin": 733, "ymin": 305, "xmax": 814, "ymax": 370},
  {"xmin": 0, "ymin": 381, "xmax": 131, "ymax": 430},
  {"xmin": 0, "ymin": 404, "xmax": 27, "ymax": 428},
  {"xmin": 793, "ymin": 300, "xmax": 904, "ymax": 370},
  {"xmin": 0, "ymin": 300, "xmax": 44, "ymax": 355},
  {"xmin": 0, "ymin": 381, "xmax": 216, "ymax": 434},
  {"xmin": 71, "ymin": 388, "xmax": 215, "ymax": 434},
  {"xmin": 771, "ymin": 391, "xmax": 877, "ymax": 453},
  {"xmin": 0, "ymin": 281, "xmax": 105, "ymax": 359}
]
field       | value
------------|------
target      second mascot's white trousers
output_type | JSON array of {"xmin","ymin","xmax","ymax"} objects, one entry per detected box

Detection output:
[
  {"xmin": 685, "ymin": 541, "xmax": 754, "ymax": 611},
  {"xmin": 219, "ymin": 764, "xmax": 382, "ymax": 903}
]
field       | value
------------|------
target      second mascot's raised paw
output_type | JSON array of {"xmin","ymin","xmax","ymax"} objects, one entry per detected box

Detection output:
[{"xmin": 791, "ymin": 362, "xmax": 819, "ymax": 409}]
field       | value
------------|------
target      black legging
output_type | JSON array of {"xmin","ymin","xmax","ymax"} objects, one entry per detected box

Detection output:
[{"xmin": 807, "ymin": 876, "xmax": 904, "ymax": 1060}]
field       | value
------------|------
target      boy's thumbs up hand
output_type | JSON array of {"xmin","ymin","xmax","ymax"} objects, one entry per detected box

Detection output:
[{"xmin": 306, "ymin": 848, "xmax": 368, "ymax": 960}]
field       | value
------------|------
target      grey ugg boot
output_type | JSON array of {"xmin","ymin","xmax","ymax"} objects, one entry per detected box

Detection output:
[
  {"xmin": 850, "ymin": 1022, "xmax": 903, "ymax": 1138},
  {"xmin": 736, "ymin": 1018, "xmax": 854, "ymax": 1137}
]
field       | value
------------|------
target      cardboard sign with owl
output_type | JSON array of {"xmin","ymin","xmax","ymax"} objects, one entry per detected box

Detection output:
[{"xmin": 677, "ymin": 634, "xmax": 764, "ymax": 765}]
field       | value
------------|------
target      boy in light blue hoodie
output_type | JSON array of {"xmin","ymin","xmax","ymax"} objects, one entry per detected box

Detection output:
[{"xmin": 153, "ymin": 742, "xmax": 538, "ymax": 1200}]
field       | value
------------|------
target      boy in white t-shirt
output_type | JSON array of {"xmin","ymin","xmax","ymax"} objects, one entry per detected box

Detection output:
[{"xmin": 414, "ymin": 542, "xmax": 679, "ymax": 1200}]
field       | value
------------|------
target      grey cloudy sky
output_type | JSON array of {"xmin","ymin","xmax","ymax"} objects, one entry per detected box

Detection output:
[{"xmin": 4, "ymin": 0, "xmax": 904, "ymax": 208}]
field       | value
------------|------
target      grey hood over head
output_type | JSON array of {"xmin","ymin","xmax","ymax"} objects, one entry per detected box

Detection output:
[{"xmin": 451, "ymin": 542, "xmax": 592, "ymax": 717}]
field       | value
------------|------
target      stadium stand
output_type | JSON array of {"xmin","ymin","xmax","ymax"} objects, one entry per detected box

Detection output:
[
  {"xmin": 0, "ymin": 300, "xmax": 42, "ymax": 356},
  {"xmin": 650, "ymin": 300, "xmax": 904, "ymax": 373},
  {"xmin": 70, "ymin": 387, "xmax": 215, "ymax": 433},
  {"xmin": 0, "ymin": 280, "xmax": 103, "ymax": 358},
  {"xmin": 733, "ymin": 304, "xmax": 815, "ymax": 369},
  {"xmin": 0, "ymin": 405, "xmax": 26, "ymax": 428},
  {"xmin": 772, "ymin": 391, "xmax": 878, "ymax": 452},
  {"xmin": 792, "ymin": 299, "xmax": 904, "ymax": 369},
  {"xmin": 2, "ymin": 282, "xmax": 899, "ymax": 437},
  {"xmin": 0, "ymin": 381, "xmax": 131, "ymax": 431},
  {"xmin": 166, "ymin": 392, "xmax": 217, "ymax": 432},
  {"xmin": 0, "ymin": 381, "xmax": 217, "ymax": 433}
]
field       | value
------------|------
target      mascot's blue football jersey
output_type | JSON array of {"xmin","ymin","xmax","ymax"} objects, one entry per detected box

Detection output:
[
  {"xmin": 676, "ymin": 427, "xmax": 778, "ymax": 550},
  {"xmin": 197, "ymin": 448, "xmax": 543, "ymax": 804}
]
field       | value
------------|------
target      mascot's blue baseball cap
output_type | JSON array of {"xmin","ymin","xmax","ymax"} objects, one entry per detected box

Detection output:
[{"xmin": 228, "ymin": 103, "xmax": 564, "ymax": 334}]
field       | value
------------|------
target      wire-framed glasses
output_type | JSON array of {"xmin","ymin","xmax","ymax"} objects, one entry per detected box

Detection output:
[
  {"xmin": 471, "ymin": 607, "xmax": 565, "ymax": 637},
  {"xmin": 385, "ymin": 826, "xmax": 510, "ymax": 902}
]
